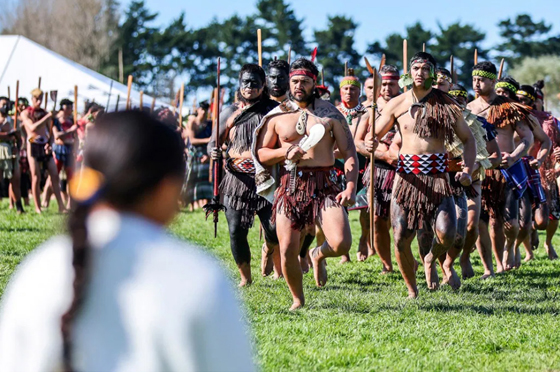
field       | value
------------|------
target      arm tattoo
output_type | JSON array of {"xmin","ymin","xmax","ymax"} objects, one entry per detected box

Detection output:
[
  {"xmin": 340, "ymin": 119, "xmax": 355, "ymax": 150},
  {"xmin": 313, "ymin": 105, "xmax": 346, "ymax": 121}
]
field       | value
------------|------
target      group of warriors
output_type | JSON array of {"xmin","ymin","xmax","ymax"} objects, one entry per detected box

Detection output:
[
  {"xmin": 0, "ymin": 89, "xmax": 215, "ymax": 214},
  {"xmin": 209, "ymin": 52, "xmax": 560, "ymax": 310}
]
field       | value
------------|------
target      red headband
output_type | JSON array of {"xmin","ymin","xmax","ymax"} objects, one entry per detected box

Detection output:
[
  {"xmin": 289, "ymin": 70, "xmax": 317, "ymax": 81},
  {"xmin": 381, "ymin": 74, "xmax": 399, "ymax": 81}
]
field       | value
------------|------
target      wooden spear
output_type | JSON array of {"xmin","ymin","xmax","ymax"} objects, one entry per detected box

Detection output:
[
  {"xmin": 73, "ymin": 86, "xmax": 78, "ymax": 128},
  {"xmin": 13, "ymin": 81, "xmax": 19, "ymax": 131},
  {"xmin": 126, "ymin": 75, "xmax": 133, "ymax": 110},
  {"xmin": 403, "ymin": 39, "xmax": 408, "ymax": 92},
  {"xmin": 7, "ymin": 86, "xmax": 10, "ymax": 101},
  {"xmin": 139, "ymin": 91, "xmax": 144, "ymax": 110},
  {"xmin": 450, "ymin": 55, "xmax": 455, "ymax": 83},
  {"xmin": 344, "ymin": 61, "xmax": 348, "ymax": 77},
  {"xmin": 423, "ymin": 43, "xmax": 426, "ymax": 52},
  {"xmin": 498, "ymin": 58, "xmax": 505, "ymax": 79},
  {"xmin": 178, "ymin": 83, "xmax": 185, "ymax": 128},
  {"xmin": 38, "ymin": 77, "xmax": 42, "ymax": 89},
  {"xmin": 44, "ymin": 92, "xmax": 48, "ymax": 110},
  {"xmin": 379, "ymin": 54, "xmax": 386, "ymax": 70},
  {"xmin": 369, "ymin": 68, "xmax": 378, "ymax": 250},
  {"xmin": 474, "ymin": 48, "xmax": 478, "ymax": 65},
  {"xmin": 115, "ymin": 95, "xmax": 120, "ymax": 112},
  {"xmin": 257, "ymin": 29, "xmax": 263, "ymax": 67},
  {"xmin": 287, "ymin": 45, "xmax": 291, "ymax": 64},
  {"xmin": 150, "ymin": 96, "xmax": 156, "ymax": 114}
]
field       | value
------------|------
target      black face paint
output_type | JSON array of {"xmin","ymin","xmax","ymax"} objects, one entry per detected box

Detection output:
[
  {"xmin": 266, "ymin": 67, "xmax": 289, "ymax": 97},
  {"xmin": 240, "ymin": 72, "xmax": 263, "ymax": 91}
]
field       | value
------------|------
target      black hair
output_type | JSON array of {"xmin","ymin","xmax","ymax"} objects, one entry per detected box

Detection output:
[
  {"xmin": 411, "ymin": 52, "xmax": 437, "ymax": 69},
  {"xmin": 380, "ymin": 64, "xmax": 399, "ymax": 75},
  {"xmin": 496, "ymin": 76, "xmax": 520, "ymax": 100},
  {"xmin": 451, "ymin": 84, "xmax": 467, "ymax": 93},
  {"xmin": 533, "ymin": 80, "xmax": 545, "ymax": 99},
  {"xmin": 289, "ymin": 58, "xmax": 321, "ymax": 100},
  {"xmin": 61, "ymin": 110, "xmax": 186, "ymax": 371},
  {"xmin": 0, "ymin": 96, "xmax": 8, "ymax": 102},
  {"xmin": 236, "ymin": 63, "xmax": 269, "ymax": 103},
  {"xmin": 199, "ymin": 101, "xmax": 209, "ymax": 111},
  {"xmin": 519, "ymin": 84, "xmax": 536, "ymax": 101},
  {"xmin": 0, "ymin": 106, "xmax": 8, "ymax": 117},
  {"xmin": 267, "ymin": 59, "xmax": 290, "ymax": 75},
  {"xmin": 436, "ymin": 68, "xmax": 451, "ymax": 78},
  {"xmin": 60, "ymin": 99, "xmax": 73, "ymax": 109},
  {"xmin": 473, "ymin": 61, "xmax": 497, "ymax": 75}
]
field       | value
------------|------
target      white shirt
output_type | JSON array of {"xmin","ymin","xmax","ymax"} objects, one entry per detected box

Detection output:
[{"xmin": 0, "ymin": 210, "xmax": 255, "ymax": 372}]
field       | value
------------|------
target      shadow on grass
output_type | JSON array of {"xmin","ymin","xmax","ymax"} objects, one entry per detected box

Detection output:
[{"xmin": 0, "ymin": 226, "xmax": 42, "ymax": 233}]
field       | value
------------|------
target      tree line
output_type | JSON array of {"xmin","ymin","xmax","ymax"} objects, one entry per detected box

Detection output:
[{"xmin": 2, "ymin": 0, "xmax": 560, "ymax": 104}]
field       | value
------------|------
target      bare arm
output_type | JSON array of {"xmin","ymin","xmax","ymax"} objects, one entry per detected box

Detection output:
[
  {"xmin": 454, "ymin": 114, "xmax": 476, "ymax": 176},
  {"xmin": 384, "ymin": 131, "xmax": 401, "ymax": 166},
  {"xmin": 21, "ymin": 110, "xmax": 52, "ymax": 133},
  {"xmin": 354, "ymin": 110, "xmax": 372, "ymax": 157},
  {"xmin": 510, "ymin": 120, "xmax": 534, "ymax": 162},
  {"xmin": 486, "ymin": 138, "xmax": 502, "ymax": 169},
  {"xmin": 331, "ymin": 117, "xmax": 358, "ymax": 194},
  {"xmin": 529, "ymin": 118, "xmax": 552, "ymax": 166},
  {"xmin": 256, "ymin": 117, "xmax": 285, "ymax": 166},
  {"xmin": 372, "ymin": 98, "xmax": 398, "ymax": 141}
]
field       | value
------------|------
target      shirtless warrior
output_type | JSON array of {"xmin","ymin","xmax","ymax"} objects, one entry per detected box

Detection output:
[
  {"xmin": 370, "ymin": 52, "xmax": 476, "ymax": 297},
  {"xmin": 20, "ymin": 89, "xmax": 65, "ymax": 213},
  {"xmin": 468, "ymin": 62, "xmax": 534, "ymax": 272},
  {"xmin": 255, "ymin": 58, "xmax": 358, "ymax": 310},
  {"xmin": 355, "ymin": 64, "xmax": 401, "ymax": 273},
  {"xmin": 208, "ymin": 64, "xmax": 279, "ymax": 286}
]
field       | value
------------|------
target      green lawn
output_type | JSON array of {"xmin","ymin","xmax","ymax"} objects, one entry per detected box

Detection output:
[{"xmin": 1, "ymin": 201, "xmax": 560, "ymax": 371}]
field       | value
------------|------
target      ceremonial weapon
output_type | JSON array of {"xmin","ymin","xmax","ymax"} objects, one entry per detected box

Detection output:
[
  {"xmin": 13, "ymin": 81, "xmax": 19, "ymax": 131},
  {"xmin": 450, "ymin": 55, "xmax": 455, "ymax": 83},
  {"xmin": 287, "ymin": 45, "xmax": 291, "ymax": 64},
  {"xmin": 139, "ymin": 91, "xmax": 144, "ymax": 110},
  {"xmin": 474, "ymin": 49, "xmax": 478, "ymax": 98},
  {"xmin": 379, "ymin": 54, "xmax": 386, "ymax": 70},
  {"xmin": 115, "ymin": 95, "xmax": 120, "ymax": 112},
  {"xmin": 151, "ymin": 96, "xmax": 156, "ymax": 114},
  {"xmin": 423, "ymin": 43, "xmax": 426, "ymax": 52},
  {"xmin": 364, "ymin": 61, "xmax": 377, "ymax": 250},
  {"xmin": 106, "ymin": 80, "xmax": 113, "ymax": 111},
  {"xmin": 498, "ymin": 58, "xmax": 505, "ymax": 79},
  {"xmin": 344, "ymin": 61, "xmax": 348, "ymax": 77},
  {"xmin": 257, "ymin": 29, "xmax": 263, "ymax": 67},
  {"xmin": 203, "ymin": 57, "xmax": 226, "ymax": 238},
  {"xmin": 7, "ymin": 86, "xmax": 10, "ymax": 101},
  {"xmin": 310, "ymin": 47, "xmax": 317, "ymax": 63},
  {"xmin": 178, "ymin": 83, "xmax": 185, "ymax": 128},
  {"xmin": 74, "ymin": 86, "xmax": 78, "ymax": 127},
  {"xmin": 38, "ymin": 77, "xmax": 42, "ymax": 89},
  {"xmin": 403, "ymin": 39, "xmax": 408, "ymax": 92},
  {"xmin": 126, "ymin": 75, "xmax": 133, "ymax": 110}
]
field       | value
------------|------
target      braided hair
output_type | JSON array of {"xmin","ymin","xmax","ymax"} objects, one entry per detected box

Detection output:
[{"xmin": 61, "ymin": 110, "xmax": 185, "ymax": 371}]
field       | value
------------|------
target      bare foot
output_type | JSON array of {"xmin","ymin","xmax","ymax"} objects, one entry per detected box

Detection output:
[
  {"xmin": 261, "ymin": 244, "xmax": 274, "ymax": 277},
  {"xmin": 460, "ymin": 257, "xmax": 475, "ymax": 280},
  {"xmin": 380, "ymin": 266, "xmax": 394, "ymax": 275},
  {"xmin": 407, "ymin": 289, "xmax": 418, "ymax": 299},
  {"xmin": 35, "ymin": 208, "xmax": 42, "ymax": 214},
  {"xmin": 531, "ymin": 229, "xmax": 539, "ymax": 251},
  {"xmin": 424, "ymin": 254, "xmax": 439, "ymax": 290},
  {"xmin": 356, "ymin": 249, "xmax": 368, "ymax": 262},
  {"xmin": 524, "ymin": 253, "xmax": 534, "ymax": 263},
  {"xmin": 442, "ymin": 263, "xmax": 461, "ymax": 290},
  {"xmin": 289, "ymin": 299, "xmax": 304, "ymax": 311},
  {"xmin": 481, "ymin": 272, "xmax": 494, "ymax": 280},
  {"xmin": 311, "ymin": 247, "xmax": 327, "ymax": 287},
  {"xmin": 299, "ymin": 255, "xmax": 309, "ymax": 274},
  {"xmin": 238, "ymin": 279, "xmax": 252, "ymax": 287},
  {"xmin": 545, "ymin": 243, "xmax": 559, "ymax": 260},
  {"xmin": 339, "ymin": 254, "xmax": 351, "ymax": 264}
]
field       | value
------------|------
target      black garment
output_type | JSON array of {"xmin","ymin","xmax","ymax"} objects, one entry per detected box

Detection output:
[{"xmin": 224, "ymin": 195, "xmax": 278, "ymax": 265}]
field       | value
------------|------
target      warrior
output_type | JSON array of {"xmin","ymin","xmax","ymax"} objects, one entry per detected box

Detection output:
[
  {"xmin": 42, "ymin": 99, "xmax": 77, "ymax": 208},
  {"xmin": 336, "ymin": 69, "xmax": 371, "ymax": 262},
  {"xmin": 20, "ymin": 89, "xmax": 66, "ymax": 213},
  {"xmin": 184, "ymin": 101, "xmax": 213, "ymax": 209},
  {"xmin": 468, "ymin": 62, "xmax": 534, "ymax": 272},
  {"xmin": 371, "ymin": 52, "xmax": 476, "ymax": 297},
  {"xmin": 362, "ymin": 74, "xmax": 375, "ymax": 109},
  {"xmin": 518, "ymin": 83, "xmax": 559, "ymax": 260},
  {"xmin": 354, "ymin": 64, "xmax": 401, "ymax": 273},
  {"xmin": 495, "ymin": 76, "xmax": 520, "ymax": 100},
  {"xmin": 254, "ymin": 58, "xmax": 358, "ymax": 310},
  {"xmin": 208, "ymin": 63, "xmax": 279, "ymax": 287},
  {"xmin": 0, "ymin": 106, "xmax": 24, "ymax": 213},
  {"xmin": 267, "ymin": 59, "xmax": 290, "ymax": 104},
  {"xmin": 446, "ymin": 84, "xmax": 502, "ymax": 280}
]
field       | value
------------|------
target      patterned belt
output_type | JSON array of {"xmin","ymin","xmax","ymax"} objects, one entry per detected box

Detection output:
[
  {"xmin": 397, "ymin": 153, "xmax": 449, "ymax": 174},
  {"xmin": 226, "ymin": 158, "xmax": 256, "ymax": 174}
]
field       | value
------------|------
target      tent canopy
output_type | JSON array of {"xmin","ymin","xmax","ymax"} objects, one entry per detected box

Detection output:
[{"xmin": 0, "ymin": 35, "xmax": 172, "ymax": 114}]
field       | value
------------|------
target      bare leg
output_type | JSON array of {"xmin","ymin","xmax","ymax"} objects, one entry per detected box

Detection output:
[
  {"xmin": 374, "ymin": 215, "xmax": 393, "ymax": 273},
  {"xmin": 46, "ymin": 159, "xmax": 66, "ymax": 213},
  {"xmin": 429, "ymin": 196, "xmax": 458, "ymax": 290},
  {"xmin": 27, "ymin": 154, "xmax": 42, "ymax": 213},
  {"xmin": 439, "ymin": 194, "xmax": 466, "ymax": 289},
  {"xmin": 477, "ymin": 218, "xmax": 495, "ymax": 278},
  {"xmin": 41, "ymin": 176, "xmax": 53, "ymax": 209},
  {"xmin": 515, "ymin": 192, "xmax": 532, "ymax": 268},
  {"xmin": 460, "ymin": 182, "xmax": 481, "ymax": 279},
  {"xmin": 312, "ymin": 204, "xmax": 352, "ymax": 287},
  {"xmin": 490, "ymin": 220, "xmax": 506, "ymax": 273},
  {"xmin": 391, "ymin": 199, "xmax": 418, "ymax": 298},
  {"xmin": 357, "ymin": 209, "xmax": 370, "ymax": 261},
  {"xmin": 545, "ymin": 219, "xmax": 559, "ymax": 260},
  {"xmin": 9, "ymin": 162, "xmax": 24, "ymax": 213},
  {"xmin": 502, "ymin": 189, "xmax": 520, "ymax": 271},
  {"xmin": 276, "ymin": 213, "xmax": 304, "ymax": 310}
]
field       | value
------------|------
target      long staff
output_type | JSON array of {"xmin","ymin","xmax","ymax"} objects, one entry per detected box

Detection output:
[
  {"xmin": 203, "ymin": 57, "xmax": 226, "ymax": 238},
  {"xmin": 257, "ymin": 29, "xmax": 263, "ymax": 67},
  {"xmin": 13, "ymin": 81, "xmax": 19, "ymax": 131},
  {"xmin": 139, "ymin": 91, "xmax": 144, "ymax": 110},
  {"xmin": 178, "ymin": 83, "xmax": 185, "ymax": 128},
  {"xmin": 498, "ymin": 58, "xmax": 505, "ymax": 79},
  {"xmin": 403, "ymin": 39, "xmax": 408, "ymax": 92},
  {"xmin": 369, "ymin": 68, "xmax": 378, "ymax": 250},
  {"xmin": 151, "ymin": 96, "xmax": 156, "ymax": 114},
  {"xmin": 379, "ymin": 54, "xmax": 386, "ymax": 70},
  {"xmin": 126, "ymin": 75, "xmax": 133, "ymax": 110}
]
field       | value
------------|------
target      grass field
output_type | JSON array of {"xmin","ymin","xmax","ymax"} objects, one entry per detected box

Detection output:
[{"xmin": 1, "ymin": 200, "xmax": 560, "ymax": 371}]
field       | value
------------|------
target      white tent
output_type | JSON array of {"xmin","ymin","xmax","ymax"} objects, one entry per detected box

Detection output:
[{"xmin": 0, "ymin": 35, "xmax": 171, "ymax": 113}]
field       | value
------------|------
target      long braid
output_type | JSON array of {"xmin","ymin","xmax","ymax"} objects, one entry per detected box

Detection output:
[{"xmin": 61, "ymin": 203, "xmax": 92, "ymax": 372}]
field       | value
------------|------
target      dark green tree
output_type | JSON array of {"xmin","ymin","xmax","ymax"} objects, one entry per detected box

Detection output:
[
  {"xmin": 496, "ymin": 14, "xmax": 560, "ymax": 66},
  {"xmin": 431, "ymin": 22, "xmax": 487, "ymax": 87},
  {"xmin": 313, "ymin": 15, "xmax": 361, "ymax": 101},
  {"xmin": 367, "ymin": 22, "xmax": 433, "ymax": 71}
]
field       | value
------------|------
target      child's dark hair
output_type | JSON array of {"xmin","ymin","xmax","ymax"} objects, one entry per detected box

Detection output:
[{"xmin": 61, "ymin": 110, "xmax": 186, "ymax": 371}]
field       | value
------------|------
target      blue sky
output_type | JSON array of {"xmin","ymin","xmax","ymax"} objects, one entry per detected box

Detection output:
[{"xmin": 125, "ymin": 0, "xmax": 559, "ymax": 54}]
